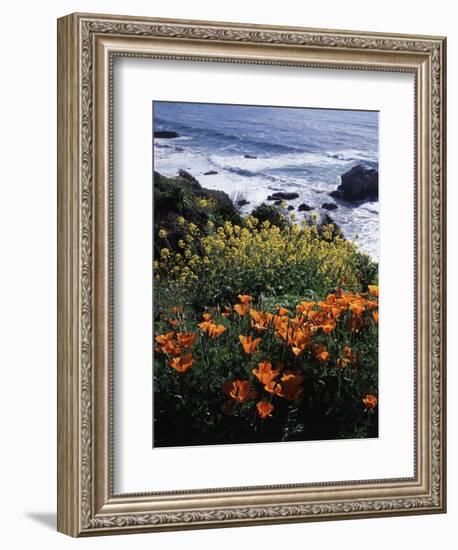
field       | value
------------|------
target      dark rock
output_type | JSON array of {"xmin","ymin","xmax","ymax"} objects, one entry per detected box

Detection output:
[
  {"xmin": 244, "ymin": 154, "xmax": 257, "ymax": 159},
  {"xmin": 298, "ymin": 203, "xmax": 313, "ymax": 212},
  {"xmin": 154, "ymin": 130, "xmax": 180, "ymax": 138},
  {"xmin": 266, "ymin": 192, "xmax": 300, "ymax": 201},
  {"xmin": 322, "ymin": 202, "xmax": 338, "ymax": 210},
  {"xmin": 203, "ymin": 170, "xmax": 218, "ymax": 175},
  {"xmin": 330, "ymin": 164, "xmax": 378, "ymax": 202},
  {"xmin": 177, "ymin": 169, "xmax": 201, "ymax": 189},
  {"xmin": 274, "ymin": 200, "xmax": 282, "ymax": 206},
  {"xmin": 287, "ymin": 205, "xmax": 294, "ymax": 211},
  {"xmin": 237, "ymin": 199, "xmax": 250, "ymax": 207}
]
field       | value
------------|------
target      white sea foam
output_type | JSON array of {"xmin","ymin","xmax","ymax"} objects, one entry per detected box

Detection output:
[{"xmin": 153, "ymin": 142, "xmax": 379, "ymax": 261}]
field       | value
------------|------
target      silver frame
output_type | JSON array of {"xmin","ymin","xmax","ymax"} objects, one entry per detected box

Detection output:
[{"xmin": 57, "ymin": 13, "xmax": 446, "ymax": 536}]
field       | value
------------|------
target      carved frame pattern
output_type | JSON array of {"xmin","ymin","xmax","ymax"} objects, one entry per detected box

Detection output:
[{"xmin": 57, "ymin": 13, "xmax": 446, "ymax": 536}]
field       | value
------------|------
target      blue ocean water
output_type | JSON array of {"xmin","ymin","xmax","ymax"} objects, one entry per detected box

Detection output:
[{"xmin": 153, "ymin": 102, "xmax": 379, "ymax": 259}]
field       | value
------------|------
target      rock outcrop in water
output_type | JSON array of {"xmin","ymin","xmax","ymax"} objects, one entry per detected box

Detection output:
[
  {"xmin": 154, "ymin": 130, "xmax": 180, "ymax": 138},
  {"xmin": 267, "ymin": 192, "xmax": 300, "ymax": 201},
  {"xmin": 322, "ymin": 202, "xmax": 338, "ymax": 210},
  {"xmin": 298, "ymin": 203, "xmax": 313, "ymax": 212},
  {"xmin": 330, "ymin": 164, "xmax": 378, "ymax": 202}
]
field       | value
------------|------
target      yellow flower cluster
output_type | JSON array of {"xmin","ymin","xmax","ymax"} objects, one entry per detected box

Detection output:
[{"xmin": 156, "ymin": 216, "xmax": 367, "ymax": 295}]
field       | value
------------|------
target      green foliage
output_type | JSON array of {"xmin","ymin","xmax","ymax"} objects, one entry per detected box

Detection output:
[
  {"xmin": 250, "ymin": 202, "xmax": 289, "ymax": 228},
  {"xmin": 154, "ymin": 171, "xmax": 241, "ymax": 251}
]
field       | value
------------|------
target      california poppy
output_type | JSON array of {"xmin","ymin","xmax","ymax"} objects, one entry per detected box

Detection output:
[
  {"xmin": 169, "ymin": 353, "xmax": 194, "ymax": 373},
  {"xmin": 349, "ymin": 302, "xmax": 366, "ymax": 317},
  {"xmin": 362, "ymin": 394, "xmax": 378, "ymax": 409},
  {"xmin": 314, "ymin": 344, "xmax": 330, "ymax": 362},
  {"xmin": 368, "ymin": 285, "xmax": 379, "ymax": 297},
  {"xmin": 277, "ymin": 307, "xmax": 290, "ymax": 316},
  {"xmin": 155, "ymin": 331, "xmax": 175, "ymax": 346},
  {"xmin": 296, "ymin": 301, "xmax": 315, "ymax": 314},
  {"xmin": 372, "ymin": 311, "xmax": 379, "ymax": 324},
  {"xmin": 198, "ymin": 320, "xmax": 213, "ymax": 333},
  {"xmin": 176, "ymin": 332, "xmax": 197, "ymax": 348},
  {"xmin": 239, "ymin": 335, "xmax": 262, "ymax": 354},
  {"xmin": 316, "ymin": 318, "xmax": 336, "ymax": 334},
  {"xmin": 256, "ymin": 401, "xmax": 274, "ymax": 419},
  {"xmin": 279, "ymin": 371, "xmax": 304, "ymax": 400},
  {"xmin": 238, "ymin": 294, "xmax": 253, "ymax": 304},
  {"xmin": 155, "ymin": 330, "xmax": 174, "ymax": 346},
  {"xmin": 171, "ymin": 306, "xmax": 183, "ymax": 314},
  {"xmin": 264, "ymin": 380, "xmax": 283, "ymax": 396},
  {"xmin": 291, "ymin": 329, "xmax": 312, "ymax": 356},
  {"xmin": 208, "ymin": 323, "xmax": 227, "ymax": 339},
  {"xmin": 202, "ymin": 312, "xmax": 213, "ymax": 321},
  {"xmin": 252, "ymin": 361, "xmax": 281, "ymax": 385},
  {"xmin": 222, "ymin": 379, "xmax": 256, "ymax": 402},
  {"xmin": 161, "ymin": 340, "xmax": 181, "ymax": 357},
  {"xmin": 336, "ymin": 357, "xmax": 349, "ymax": 369},
  {"xmin": 234, "ymin": 303, "xmax": 250, "ymax": 316},
  {"xmin": 199, "ymin": 321, "xmax": 227, "ymax": 339}
]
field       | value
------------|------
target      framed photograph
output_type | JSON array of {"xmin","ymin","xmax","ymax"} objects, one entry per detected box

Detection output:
[{"xmin": 57, "ymin": 13, "xmax": 446, "ymax": 536}]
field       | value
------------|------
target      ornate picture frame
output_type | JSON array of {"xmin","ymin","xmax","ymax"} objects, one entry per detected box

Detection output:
[{"xmin": 57, "ymin": 12, "xmax": 446, "ymax": 536}]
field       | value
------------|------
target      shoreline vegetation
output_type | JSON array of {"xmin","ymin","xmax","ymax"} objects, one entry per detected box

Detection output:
[{"xmin": 153, "ymin": 168, "xmax": 379, "ymax": 448}]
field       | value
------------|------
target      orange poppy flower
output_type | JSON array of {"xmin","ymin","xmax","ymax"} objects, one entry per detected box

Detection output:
[
  {"xmin": 331, "ymin": 307, "xmax": 343, "ymax": 319},
  {"xmin": 202, "ymin": 312, "xmax": 213, "ymax": 321},
  {"xmin": 199, "ymin": 321, "xmax": 227, "ymax": 339},
  {"xmin": 256, "ymin": 401, "xmax": 274, "ymax": 419},
  {"xmin": 171, "ymin": 306, "xmax": 183, "ymax": 314},
  {"xmin": 176, "ymin": 332, "xmax": 197, "ymax": 348},
  {"xmin": 372, "ymin": 311, "xmax": 379, "ymax": 324},
  {"xmin": 349, "ymin": 302, "xmax": 366, "ymax": 316},
  {"xmin": 234, "ymin": 303, "xmax": 250, "ymax": 316},
  {"xmin": 252, "ymin": 361, "xmax": 281, "ymax": 385},
  {"xmin": 323, "ymin": 319, "xmax": 337, "ymax": 334},
  {"xmin": 198, "ymin": 320, "xmax": 213, "ymax": 332},
  {"xmin": 208, "ymin": 323, "xmax": 227, "ymax": 339},
  {"xmin": 155, "ymin": 331, "xmax": 175, "ymax": 346},
  {"xmin": 367, "ymin": 300, "xmax": 378, "ymax": 310},
  {"xmin": 277, "ymin": 307, "xmax": 290, "ymax": 316},
  {"xmin": 362, "ymin": 394, "xmax": 378, "ymax": 409},
  {"xmin": 222, "ymin": 379, "xmax": 256, "ymax": 402},
  {"xmin": 291, "ymin": 329, "xmax": 312, "ymax": 356},
  {"xmin": 314, "ymin": 344, "xmax": 330, "ymax": 362},
  {"xmin": 296, "ymin": 301, "xmax": 316, "ymax": 314},
  {"xmin": 239, "ymin": 335, "xmax": 262, "ymax": 354},
  {"xmin": 162, "ymin": 340, "xmax": 181, "ymax": 357},
  {"xmin": 169, "ymin": 353, "xmax": 194, "ymax": 373},
  {"xmin": 280, "ymin": 372, "xmax": 304, "ymax": 400},
  {"xmin": 368, "ymin": 285, "xmax": 379, "ymax": 297},
  {"xmin": 336, "ymin": 358, "xmax": 349, "ymax": 369},
  {"xmin": 238, "ymin": 294, "xmax": 253, "ymax": 304},
  {"xmin": 264, "ymin": 380, "xmax": 283, "ymax": 396}
]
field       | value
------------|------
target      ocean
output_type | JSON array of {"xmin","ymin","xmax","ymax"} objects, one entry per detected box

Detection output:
[{"xmin": 153, "ymin": 101, "xmax": 379, "ymax": 260}]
